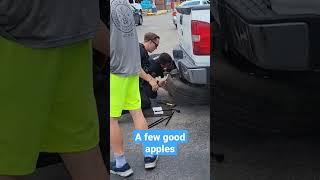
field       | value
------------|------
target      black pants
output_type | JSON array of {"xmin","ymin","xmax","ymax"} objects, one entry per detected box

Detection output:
[{"xmin": 140, "ymin": 83, "xmax": 157, "ymax": 109}]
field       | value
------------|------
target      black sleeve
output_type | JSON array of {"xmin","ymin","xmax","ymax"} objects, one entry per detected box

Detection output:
[
  {"xmin": 139, "ymin": 44, "xmax": 150, "ymax": 72},
  {"xmin": 149, "ymin": 61, "xmax": 163, "ymax": 77},
  {"xmin": 139, "ymin": 44, "xmax": 144, "ymax": 60}
]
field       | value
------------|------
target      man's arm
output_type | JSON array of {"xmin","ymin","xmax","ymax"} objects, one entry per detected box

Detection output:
[
  {"xmin": 92, "ymin": 20, "xmax": 109, "ymax": 58},
  {"xmin": 139, "ymin": 68, "xmax": 159, "ymax": 91}
]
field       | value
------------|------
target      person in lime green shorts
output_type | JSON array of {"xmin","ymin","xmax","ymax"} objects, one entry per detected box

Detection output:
[
  {"xmin": 110, "ymin": 0, "xmax": 160, "ymax": 177},
  {"xmin": 0, "ymin": 1, "xmax": 108, "ymax": 180}
]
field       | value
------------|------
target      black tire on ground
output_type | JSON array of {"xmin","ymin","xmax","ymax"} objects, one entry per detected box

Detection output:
[{"xmin": 166, "ymin": 75, "xmax": 210, "ymax": 105}]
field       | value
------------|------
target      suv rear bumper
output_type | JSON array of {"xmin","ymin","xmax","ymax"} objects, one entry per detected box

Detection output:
[
  {"xmin": 173, "ymin": 46, "xmax": 209, "ymax": 84},
  {"xmin": 217, "ymin": 0, "xmax": 320, "ymax": 70}
]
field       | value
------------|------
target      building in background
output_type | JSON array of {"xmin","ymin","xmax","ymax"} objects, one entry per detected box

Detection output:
[
  {"xmin": 136, "ymin": 0, "xmax": 182, "ymax": 11},
  {"xmin": 155, "ymin": 0, "xmax": 181, "ymax": 10}
]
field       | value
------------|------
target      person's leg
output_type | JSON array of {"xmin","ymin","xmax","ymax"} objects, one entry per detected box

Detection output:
[
  {"xmin": 140, "ymin": 87, "xmax": 152, "ymax": 110},
  {"xmin": 110, "ymin": 73, "xmax": 127, "ymax": 156},
  {"xmin": 109, "ymin": 74, "xmax": 133, "ymax": 177},
  {"xmin": 110, "ymin": 117, "xmax": 124, "ymax": 155},
  {"xmin": 110, "ymin": 117, "xmax": 133, "ymax": 177},
  {"xmin": 125, "ymin": 76, "xmax": 148, "ymax": 130},
  {"xmin": 125, "ymin": 75, "xmax": 159, "ymax": 169},
  {"xmin": 129, "ymin": 109, "xmax": 148, "ymax": 130},
  {"xmin": 60, "ymin": 146, "xmax": 108, "ymax": 180},
  {"xmin": 129, "ymin": 109, "xmax": 159, "ymax": 169}
]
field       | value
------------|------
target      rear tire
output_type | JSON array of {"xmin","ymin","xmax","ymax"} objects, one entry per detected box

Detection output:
[{"xmin": 166, "ymin": 75, "xmax": 210, "ymax": 105}]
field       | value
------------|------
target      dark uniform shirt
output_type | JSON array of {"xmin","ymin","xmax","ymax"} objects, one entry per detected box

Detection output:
[
  {"xmin": 139, "ymin": 43, "xmax": 150, "ymax": 73},
  {"xmin": 149, "ymin": 59, "xmax": 164, "ymax": 78}
]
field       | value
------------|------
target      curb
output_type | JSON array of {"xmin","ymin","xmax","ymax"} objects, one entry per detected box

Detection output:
[{"xmin": 146, "ymin": 10, "xmax": 169, "ymax": 16}]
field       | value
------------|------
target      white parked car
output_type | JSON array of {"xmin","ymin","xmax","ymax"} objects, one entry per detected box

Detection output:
[
  {"xmin": 129, "ymin": 0, "xmax": 142, "ymax": 13},
  {"xmin": 172, "ymin": 0, "xmax": 210, "ymax": 29}
]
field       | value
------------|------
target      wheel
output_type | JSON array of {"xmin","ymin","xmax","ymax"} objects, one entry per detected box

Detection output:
[
  {"xmin": 138, "ymin": 15, "xmax": 143, "ymax": 25},
  {"xmin": 166, "ymin": 75, "xmax": 210, "ymax": 105}
]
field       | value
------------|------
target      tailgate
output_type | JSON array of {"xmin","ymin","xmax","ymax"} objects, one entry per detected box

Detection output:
[{"xmin": 176, "ymin": 5, "xmax": 210, "ymax": 67}]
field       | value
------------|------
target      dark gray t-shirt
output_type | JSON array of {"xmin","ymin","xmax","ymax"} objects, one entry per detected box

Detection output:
[
  {"xmin": 0, "ymin": 0, "xmax": 99, "ymax": 48},
  {"xmin": 110, "ymin": 0, "xmax": 141, "ymax": 76}
]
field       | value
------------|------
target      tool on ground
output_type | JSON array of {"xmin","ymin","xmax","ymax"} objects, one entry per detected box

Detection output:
[
  {"xmin": 154, "ymin": 108, "xmax": 180, "ymax": 113},
  {"xmin": 156, "ymin": 101, "xmax": 176, "ymax": 108},
  {"xmin": 148, "ymin": 112, "xmax": 175, "ymax": 128}
]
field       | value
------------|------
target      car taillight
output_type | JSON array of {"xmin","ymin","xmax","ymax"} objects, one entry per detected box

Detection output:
[
  {"xmin": 172, "ymin": 11, "xmax": 176, "ymax": 16},
  {"xmin": 191, "ymin": 20, "xmax": 210, "ymax": 55}
]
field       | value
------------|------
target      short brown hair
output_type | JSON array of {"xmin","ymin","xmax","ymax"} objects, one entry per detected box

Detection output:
[{"xmin": 144, "ymin": 32, "xmax": 160, "ymax": 42}]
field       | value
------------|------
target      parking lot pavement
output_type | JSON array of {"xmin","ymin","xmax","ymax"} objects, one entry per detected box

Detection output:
[
  {"xmin": 110, "ymin": 89, "xmax": 210, "ymax": 180},
  {"xmin": 146, "ymin": 10, "xmax": 169, "ymax": 16},
  {"xmin": 136, "ymin": 14, "xmax": 178, "ymax": 56}
]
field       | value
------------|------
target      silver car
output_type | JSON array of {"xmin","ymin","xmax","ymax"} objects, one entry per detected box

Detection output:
[{"xmin": 172, "ymin": 0, "xmax": 210, "ymax": 29}]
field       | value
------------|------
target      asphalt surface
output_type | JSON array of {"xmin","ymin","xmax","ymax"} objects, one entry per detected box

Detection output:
[
  {"xmin": 110, "ymin": 13, "xmax": 210, "ymax": 180},
  {"xmin": 136, "ymin": 13, "xmax": 178, "ymax": 56},
  {"xmin": 110, "ymin": 90, "xmax": 210, "ymax": 180}
]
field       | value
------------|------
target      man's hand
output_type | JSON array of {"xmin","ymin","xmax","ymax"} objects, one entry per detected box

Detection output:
[
  {"xmin": 149, "ymin": 79, "xmax": 159, "ymax": 91},
  {"xmin": 158, "ymin": 80, "xmax": 167, "ymax": 87},
  {"xmin": 139, "ymin": 68, "xmax": 159, "ymax": 91}
]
